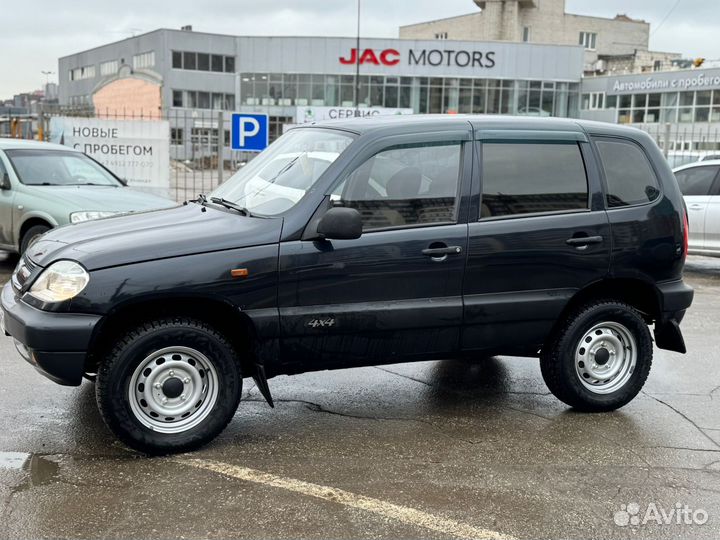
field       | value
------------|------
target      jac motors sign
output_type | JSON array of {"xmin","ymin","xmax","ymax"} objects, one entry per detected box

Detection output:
[{"xmin": 339, "ymin": 47, "xmax": 496, "ymax": 69}]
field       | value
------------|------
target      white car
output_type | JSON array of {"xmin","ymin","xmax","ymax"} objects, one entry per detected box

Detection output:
[
  {"xmin": 667, "ymin": 151, "xmax": 720, "ymax": 169},
  {"xmin": 673, "ymin": 160, "xmax": 720, "ymax": 256}
]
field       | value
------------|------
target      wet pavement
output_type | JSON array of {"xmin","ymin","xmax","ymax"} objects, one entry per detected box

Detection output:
[{"xmin": 0, "ymin": 249, "xmax": 719, "ymax": 540}]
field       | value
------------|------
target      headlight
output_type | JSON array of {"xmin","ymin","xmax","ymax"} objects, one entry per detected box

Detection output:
[
  {"xmin": 70, "ymin": 211, "xmax": 120, "ymax": 223},
  {"xmin": 28, "ymin": 261, "xmax": 89, "ymax": 303}
]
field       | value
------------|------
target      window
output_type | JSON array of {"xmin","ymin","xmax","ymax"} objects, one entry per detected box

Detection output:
[
  {"xmin": 172, "ymin": 90, "xmax": 184, "ymax": 107},
  {"xmin": 69, "ymin": 65, "xmax": 95, "ymax": 81},
  {"xmin": 100, "ymin": 60, "xmax": 118, "ymax": 76},
  {"xmin": 583, "ymin": 92, "xmax": 605, "ymax": 110},
  {"xmin": 595, "ymin": 139, "xmax": 660, "ymax": 207},
  {"xmin": 172, "ymin": 51, "xmax": 182, "ymax": 69},
  {"xmin": 481, "ymin": 143, "xmax": 588, "ymax": 218},
  {"xmin": 132, "ymin": 51, "xmax": 155, "ymax": 70},
  {"xmin": 173, "ymin": 50, "xmax": 235, "ymax": 72},
  {"xmin": 579, "ymin": 32, "xmax": 597, "ymax": 50},
  {"xmin": 332, "ymin": 142, "xmax": 462, "ymax": 231},
  {"xmin": 211, "ymin": 54, "xmax": 224, "ymax": 72},
  {"xmin": 183, "ymin": 51, "xmax": 197, "ymax": 70},
  {"xmin": 170, "ymin": 128, "xmax": 184, "ymax": 145},
  {"xmin": 674, "ymin": 166, "xmax": 718, "ymax": 196},
  {"xmin": 522, "ymin": 26, "xmax": 531, "ymax": 42},
  {"xmin": 197, "ymin": 53, "xmax": 210, "ymax": 71},
  {"xmin": 434, "ymin": 32, "xmax": 448, "ymax": 40}
]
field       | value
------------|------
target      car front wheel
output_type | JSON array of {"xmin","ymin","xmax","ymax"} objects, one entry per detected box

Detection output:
[
  {"xmin": 540, "ymin": 300, "xmax": 653, "ymax": 412},
  {"xmin": 96, "ymin": 318, "xmax": 242, "ymax": 454}
]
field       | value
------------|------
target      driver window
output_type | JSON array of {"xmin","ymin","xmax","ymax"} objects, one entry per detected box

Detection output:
[{"xmin": 331, "ymin": 142, "xmax": 462, "ymax": 231}]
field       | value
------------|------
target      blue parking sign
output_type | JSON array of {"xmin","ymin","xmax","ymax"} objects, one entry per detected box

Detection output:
[{"xmin": 231, "ymin": 113, "xmax": 269, "ymax": 152}]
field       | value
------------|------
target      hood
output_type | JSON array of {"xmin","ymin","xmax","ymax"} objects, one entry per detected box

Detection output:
[
  {"xmin": 26, "ymin": 203, "xmax": 284, "ymax": 270},
  {"xmin": 23, "ymin": 185, "xmax": 177, "ymax": 213}
]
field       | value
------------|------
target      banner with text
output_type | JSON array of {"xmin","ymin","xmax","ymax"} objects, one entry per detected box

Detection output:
[
  {"xmin": 49, "ymin": 117, "xmax": 170, "ymax": 197},
  {"xmin": 295, "ymin": 106, "xmax": 414, "ymax": 124}
]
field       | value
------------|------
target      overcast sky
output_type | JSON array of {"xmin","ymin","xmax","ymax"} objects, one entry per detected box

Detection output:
[{"xmin": 1, "ymin": 0, "xmax": 717, "ymax": 98}]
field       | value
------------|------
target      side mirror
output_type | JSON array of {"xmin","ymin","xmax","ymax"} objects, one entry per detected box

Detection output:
[
  {"xmin": 316, "ymin": 207, "xmax": 363, "ymax": 240},
  {"xmin": 0, "ymin": 173, "xmax": 10, "ymax": 190}
]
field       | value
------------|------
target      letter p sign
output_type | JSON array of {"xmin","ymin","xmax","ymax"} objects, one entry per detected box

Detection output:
[{"xmin": 231, "ymin": 113, "xmax": 269, "ymax": 152}]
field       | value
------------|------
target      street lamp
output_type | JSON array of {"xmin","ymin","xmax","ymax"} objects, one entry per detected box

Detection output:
[{"xmin": 41, "ymin": 71, "xmax": 55, "ymax": 86}]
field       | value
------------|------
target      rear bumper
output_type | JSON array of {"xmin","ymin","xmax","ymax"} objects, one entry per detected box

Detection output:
[
  {"xmin": 1, "ymin": 282, "xmax": 101, "ymax": 386},
  {"xmin": 654, "ymin": 279, "xmax": 694, "ymax": 353}
]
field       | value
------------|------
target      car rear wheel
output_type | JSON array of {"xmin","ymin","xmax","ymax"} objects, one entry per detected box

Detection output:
[
  {"xmin": 20, "ymin": 224, "xmax": 50, "ymax": 254},
  {"xmin": 540, "ymin": 300, "xmax": 652, "ymax": 412},
  {"xmin": 96, "ymin": 318, "xmax": 242, "ymax": 454}
]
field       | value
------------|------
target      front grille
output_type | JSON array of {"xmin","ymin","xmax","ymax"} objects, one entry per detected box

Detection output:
[{"xmin": 11, "ymin": 256, "xmax": 37, "ymax": 292}]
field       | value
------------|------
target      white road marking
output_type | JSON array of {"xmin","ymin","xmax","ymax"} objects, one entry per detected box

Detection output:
[{"xmin": 176, "ymin": 458, "xmax": 515, "ymax": 540}]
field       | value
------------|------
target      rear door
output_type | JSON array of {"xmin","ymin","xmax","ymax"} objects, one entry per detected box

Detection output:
[
  {"xmin": 0, "ymin": 151, "xmax": 15, "ymax": 247},
  {"xmin": 704, "ymin": 171, "xmax": 720, "ymax": 253},
  {"xmin": 673, "ymin": 165, "xmax": 719, "ymax": 251},
  {"xmin": 462, "ymin": 130, "xmax": 611, "ymax": 354},
  {"xmin": 278, "ymin": 130, "xmax": 473, "ymax": 372}
]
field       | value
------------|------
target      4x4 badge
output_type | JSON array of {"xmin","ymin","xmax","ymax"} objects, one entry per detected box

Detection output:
[{"xmin": 307, "ymin": 317, "xmax": 336, "ymax": 328}]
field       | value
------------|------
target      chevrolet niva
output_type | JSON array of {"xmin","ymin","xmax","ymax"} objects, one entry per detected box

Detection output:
[{"xmin": 1, "ymin": 116, "xmax": 693, "ymax": 454}]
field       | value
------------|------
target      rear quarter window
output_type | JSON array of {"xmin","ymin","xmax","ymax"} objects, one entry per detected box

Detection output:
[{"xmin": 594, "ymin": 138, "xmax": 661, "ymax": 208}]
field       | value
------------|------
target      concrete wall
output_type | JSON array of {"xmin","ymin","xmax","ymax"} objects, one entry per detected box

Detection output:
[{"xmin": 399, "ymin": 0, "xmax": 651, "ymax": 68}]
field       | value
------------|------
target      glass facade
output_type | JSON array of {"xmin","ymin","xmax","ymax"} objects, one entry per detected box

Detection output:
[
  {"xmin": 240, "ymin": 73, "xmax": 580, "ymax": 117},
  {"xmin": 581, "ymin": 89, "xmax": 720, "ymax": 124}
]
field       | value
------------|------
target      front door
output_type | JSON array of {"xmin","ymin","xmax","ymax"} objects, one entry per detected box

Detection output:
[
  {"xmin": 674, "ymin": 164, "xmax": 719, "ymax": 251},
  {"xmin": 278, "ymin": 133, "xmax": 472, "ymax": 372},
  {"xmin": 462, "ymin": 131, "xmax": 611, "ymax": 355},
  {"xmin": 704, "ymin": 174, "xmax": 720, "ymax": 253},
  {"xmin": 0, "ymin": 152, "xmax": 15, "ymax": 247}
]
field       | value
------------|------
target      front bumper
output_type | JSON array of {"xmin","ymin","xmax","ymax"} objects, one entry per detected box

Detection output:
[{"xmin": 1, "ymin": 281, "xmax": 101, "ymax": 386}]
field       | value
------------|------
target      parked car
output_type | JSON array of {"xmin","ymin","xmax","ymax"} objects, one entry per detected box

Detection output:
[
  {"xmin": 0, "ymin": 139, "xmax": 177, "ymax": 253},
  {"xmin": 666, "ymin": 151, "xmax": 720, "ymax": 169},
  {"xmin": 518, "ymin": 107, "xmax": 551, "ymax": 117},
  {"xmin": 1, "ymin": 116, "xmax": 693, "ymax": 454},
  {"xmin": 673, "ymin": 160, "xmax": 720, "ymax": 257}
]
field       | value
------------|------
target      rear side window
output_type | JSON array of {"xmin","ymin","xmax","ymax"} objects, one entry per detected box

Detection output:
[
  {"xmin": 480, "ymin": 142, "xmax": 588, "ymax": 218},
  {"xmin": 674, "ymin": 166, "xmax": 718, "ymax": 196},
  {"xmin": 595, "ymin": 139, "xmax": 661, "ymax": 207}
]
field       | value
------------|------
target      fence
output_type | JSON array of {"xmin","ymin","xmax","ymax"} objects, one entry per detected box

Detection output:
[
  {"xmin": 27, "ymin": 107, "xmax": 292, "ymax": 203},
  {"xmin": 9, "ymin": 107, "xmax": 720, "ymax": 203}
]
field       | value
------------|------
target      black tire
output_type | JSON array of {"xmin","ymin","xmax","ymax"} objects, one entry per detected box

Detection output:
[
  {"xmin": 540, "ymin": 300, "xmax": 652, "ymax": 412},
  {"xmin": 20, "ymin": 224, "xmax": 50, "ymax": 254},
  {"xmin": 96, "ymin": 318, "xmax": 242, "ymax": 454}
]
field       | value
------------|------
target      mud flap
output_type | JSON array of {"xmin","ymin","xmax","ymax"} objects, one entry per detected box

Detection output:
[
  {"xmin": 654, "ymin": 319, "xmax": 687, "ymax": 354},
  {"xmin": 252, "ymin": 363, "xmax": 274, "ymax": 408}
]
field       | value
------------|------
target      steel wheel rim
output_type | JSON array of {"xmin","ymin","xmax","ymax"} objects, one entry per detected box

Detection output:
[
  {"xmin": 128, "ymin": 346, "xmax": 219, "ymax": 434},
  {"xmin": 574, "ymin": 321, "xmax": 637, "ymax": 394}
]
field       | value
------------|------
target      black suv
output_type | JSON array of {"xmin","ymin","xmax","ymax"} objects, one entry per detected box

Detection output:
[{"xmin": 1, "ymin": 116, "xmax": 693, "ymax": 454}]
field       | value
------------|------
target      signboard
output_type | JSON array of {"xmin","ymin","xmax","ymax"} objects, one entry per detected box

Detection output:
[
  {"xmin": 49, "ymin": 117, "xmax": 170, "ymax": 197},
  {"xmin": 296, "ymin": 106, "xmax": 414, "ymax": 125},
  {"xmin": 597, "ymin": 68, "xmax": 720, "ymax": 96},
  {"xmin": 231, "ymin": 113, "xmax": 269, "ymax": 152}
]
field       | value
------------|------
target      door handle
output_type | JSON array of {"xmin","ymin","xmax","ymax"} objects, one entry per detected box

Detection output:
[
  {"xmin": 688, "ymin": 203, "xmax": 705, "ymax": 210},
  {"xmin": 566, "ymin": 235, "xmax": 604, "ymax": 247},
  {"xmin": 422, "ymin": 246, "xmax": 463, "ymax": 257}
]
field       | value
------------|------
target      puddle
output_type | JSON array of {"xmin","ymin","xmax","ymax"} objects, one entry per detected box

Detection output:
[{"xmin": 0, "ymin": 452, "xmax": 61, "ymax": 494}]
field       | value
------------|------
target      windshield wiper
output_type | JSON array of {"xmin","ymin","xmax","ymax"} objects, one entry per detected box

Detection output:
[{"xmin": 210, "ymin": 196, "xmax": 255, "ymax": 217}]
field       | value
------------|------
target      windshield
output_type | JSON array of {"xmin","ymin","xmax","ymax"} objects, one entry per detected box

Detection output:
[
  {"xmin": 210, "ymin": 128, "xmax": 354, "ymax": 216},
  {"xmin": 5, "ymin": 149, "xmax": 122, "ymax": 187}
]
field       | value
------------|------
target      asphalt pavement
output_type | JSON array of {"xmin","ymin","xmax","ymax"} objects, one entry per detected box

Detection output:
[{"xmin": 0, "ymin": 249, "xmax": 719, "ymax": 540}]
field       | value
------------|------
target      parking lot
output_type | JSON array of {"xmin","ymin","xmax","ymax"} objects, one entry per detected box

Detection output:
[{"xmin": 0, "ymin": 250, "xmax": 718, "ymax": 540}]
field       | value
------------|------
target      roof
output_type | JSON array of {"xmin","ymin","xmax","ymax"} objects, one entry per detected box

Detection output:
[
  {"xmin": 302, "ymin": 114, "xmax": 647, "ymax": 139},
  {"xmin": 673, "ymin": 159, "xmax": 720, "ymax": 172},
  {"xmin": 0, "ymin": 139, "xmax": 78, "ymax": 151}
]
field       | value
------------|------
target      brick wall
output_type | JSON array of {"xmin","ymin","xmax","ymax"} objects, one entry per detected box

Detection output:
[{"xmin": 93, "ymin": 78, "xmax": 162, "ymax": 119}]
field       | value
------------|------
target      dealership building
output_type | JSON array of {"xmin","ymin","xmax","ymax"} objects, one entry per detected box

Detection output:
[{"xmin": 58, "ymin": 28, "xmax": 584, "ymax": 156}]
